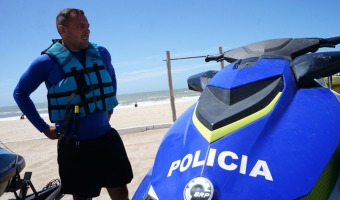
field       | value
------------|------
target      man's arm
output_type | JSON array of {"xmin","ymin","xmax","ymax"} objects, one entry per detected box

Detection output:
[
  {"xmin": 99, "ymin": 46, "xmax": 117, "ymax": 119},
  {"xmin": 13, "ymin": 56, "xmax": 53, "ymax": 135},
  {"xmin": 99, "ymin": 46, "xmax": 117, "ymax": 94}
]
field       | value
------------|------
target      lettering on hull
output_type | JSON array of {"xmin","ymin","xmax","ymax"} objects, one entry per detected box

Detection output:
[{"xmin": 167, "ymin": 148, "xmax": 273, "ymax": 181}]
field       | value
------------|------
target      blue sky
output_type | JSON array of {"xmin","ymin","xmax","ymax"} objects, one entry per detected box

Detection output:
[{"xmin": 1, "ymin": 0, "xmax": 340, "ymax": 106}]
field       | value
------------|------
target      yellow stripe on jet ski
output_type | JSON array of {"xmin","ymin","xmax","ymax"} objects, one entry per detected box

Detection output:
[{"xmin": 193, "ymin": 92, "xmax": 282, "ymax": 143}]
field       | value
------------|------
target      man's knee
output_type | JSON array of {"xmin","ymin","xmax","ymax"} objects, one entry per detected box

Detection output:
[
  {"xmin": 72, "ymin": 195, "xmax": 92, "ymax": 200},
  {"xmin": 107, "ymin": 185, "xmax": 129, "ymax": 200}
]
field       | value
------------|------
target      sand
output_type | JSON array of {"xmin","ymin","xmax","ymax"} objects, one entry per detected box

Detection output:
[{"xmin": 0, "ymin": 98, "xmax": 197, "ymax": 199}]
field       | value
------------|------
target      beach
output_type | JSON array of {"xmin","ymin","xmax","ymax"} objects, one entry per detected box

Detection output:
[{"xmin": 0, "ymin": 98, "xmax": 197, "ymax": 199}]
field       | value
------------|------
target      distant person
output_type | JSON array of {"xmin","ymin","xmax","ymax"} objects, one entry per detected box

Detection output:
[
  {"xmin": 20, "ymin": 114, "xmax": 25, "ymax": 119},
  {"xmin": 13, "ymin": 8, "xmax": 133, "ymax": 200}
]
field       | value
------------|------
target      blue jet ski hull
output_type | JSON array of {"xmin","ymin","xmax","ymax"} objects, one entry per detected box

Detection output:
[{"xmin": 133, "ymin": 36, "xmax": 340, "ymax": 199}]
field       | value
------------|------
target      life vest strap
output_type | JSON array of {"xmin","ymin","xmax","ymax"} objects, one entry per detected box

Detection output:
[
  {"xmin": 48, "ymin": 92, "xmax": 115, "ymax": 111},
  {"xmin": 63, "ymin": 65, "xmax": 106, "ymax": 78},
  {"xmin": 47, "ymin": 82, "xmax": 112, "ymax": 99}
]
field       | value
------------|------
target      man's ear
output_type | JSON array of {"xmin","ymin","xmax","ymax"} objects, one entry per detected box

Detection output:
[{"xmin": 57, "ymin": 24, "xmax": 65, "ymax": 35}]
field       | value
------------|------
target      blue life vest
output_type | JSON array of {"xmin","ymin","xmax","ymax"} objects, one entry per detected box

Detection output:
[{"xmin": 45, "ymin": 41, "xmax": 118, "ymax": 122}]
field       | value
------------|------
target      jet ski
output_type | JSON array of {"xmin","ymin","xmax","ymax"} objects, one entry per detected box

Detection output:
[
  {"xmin": 133, "ymin": 36, "xmax": 340, "ymax": 199},
  {"xmin": 0, "ymin": 146, "xmax": 62, "ymax": 199},
  {"xmin": 0, "ymin": 147, "xmax": 25, "ymax": 197}
]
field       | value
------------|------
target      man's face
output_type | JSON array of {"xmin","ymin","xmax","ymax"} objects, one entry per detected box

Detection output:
[{"xmin": 59, "ymin": 13, "xmax": 90, "ymax": 52}]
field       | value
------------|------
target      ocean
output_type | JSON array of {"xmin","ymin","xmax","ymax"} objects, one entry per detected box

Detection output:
[{"xmin": 0, "ymin": 88, "xmax": 200, "ymax": 121}]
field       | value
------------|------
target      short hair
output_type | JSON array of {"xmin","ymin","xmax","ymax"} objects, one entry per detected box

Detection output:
[{"xmin": 56, "ymin": 8, "xmax": 84, "ymax": 27}]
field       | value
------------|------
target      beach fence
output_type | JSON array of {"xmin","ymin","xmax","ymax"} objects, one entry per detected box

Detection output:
[{"xmin": 164, "ymin": 47, "xmax": 224, "ymax": 122}]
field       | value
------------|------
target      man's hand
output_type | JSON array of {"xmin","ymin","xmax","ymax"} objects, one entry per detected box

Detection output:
[{"xmin": 43, "ymin": 126, "xmax": 59, "ymax": 140}]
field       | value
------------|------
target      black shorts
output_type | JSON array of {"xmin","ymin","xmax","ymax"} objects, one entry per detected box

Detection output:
[{"xmin": 57, "ymin": 128, "xmax": 133, "ymax": 198}]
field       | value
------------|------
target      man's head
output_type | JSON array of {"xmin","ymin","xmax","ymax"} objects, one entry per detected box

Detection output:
[{"xmin": 56, "ymin": 8, "xmax": 90, "ymax": 52}]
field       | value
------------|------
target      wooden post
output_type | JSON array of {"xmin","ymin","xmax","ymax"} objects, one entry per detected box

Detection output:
[
  {"xmin": 219, "ymin": 46, "xmax": 224, "ymax": 69},
  {"xmin": 166, "ymin": 51, "xmax": 177, "ymax": 122}
]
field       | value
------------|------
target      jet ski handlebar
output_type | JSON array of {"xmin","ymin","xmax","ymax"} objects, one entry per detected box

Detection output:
[
  {"xmin": 205, "ymin": 36, "xmax": 340, "ymax": 63},
  {"xmin": 205, "ymin": 54, "xmax": 224, "ymax": 62},
  {"xmin": 319, "ymin": 36, "xmax": 340, "ymax": 48}
]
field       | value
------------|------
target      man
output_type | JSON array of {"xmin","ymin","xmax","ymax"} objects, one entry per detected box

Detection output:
[{"xmin": 13, "ymin": 8, "xmax": 133, "ymax": 200}]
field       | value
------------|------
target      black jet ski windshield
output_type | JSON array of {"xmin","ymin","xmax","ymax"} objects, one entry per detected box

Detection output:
[
  {"xmin": 222, "ymin": 38, "xmax": 321, "ymax": 62},
  {"xmin": 193, "ymin": 76, "xmax": 283, "ymax": 141}
]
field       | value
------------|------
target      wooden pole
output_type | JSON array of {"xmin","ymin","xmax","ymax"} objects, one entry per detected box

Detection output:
[
  {"xmin": 166, "ymin": 51, "xmax": 177, "ymax": 122},
  {"xmin": 219, "ymin": 46, "xmax": 224, "ymax": 69}
]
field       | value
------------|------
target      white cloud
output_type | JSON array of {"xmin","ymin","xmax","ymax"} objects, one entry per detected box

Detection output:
[
  {"xmin": 118, "ymin": 62, "xmax": 219, "ymax": 83},
  {"xmin": 115, "ymin": 47, "xmax": 223, "ymax": 85},
  {"xmin": 118, "ymin": 67, "xmax": 166, "ymax": 82}
]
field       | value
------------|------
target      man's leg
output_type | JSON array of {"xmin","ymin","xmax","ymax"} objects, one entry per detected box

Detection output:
[
  {"xmin": 107, "ymin": 185, "xmax": 129, "ymax": 200},
  {"xmin": 72, "ymin": 195, "xmax": 92, "ymax": 200}
]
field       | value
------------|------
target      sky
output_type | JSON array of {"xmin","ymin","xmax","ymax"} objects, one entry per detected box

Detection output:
[{"xmin": 1, "ymin": 0, "xmax": 340, "ymax": 107}]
